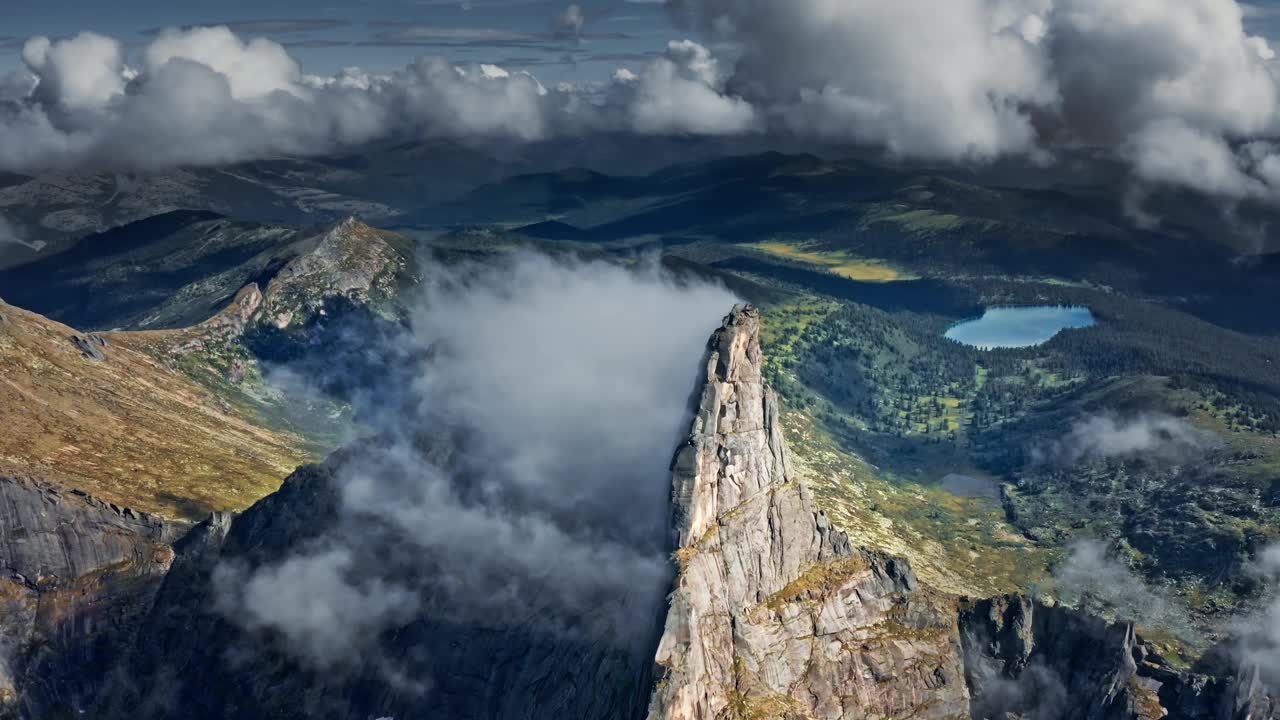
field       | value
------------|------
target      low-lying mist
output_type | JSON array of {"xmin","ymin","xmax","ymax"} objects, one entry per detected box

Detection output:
[
  {"xmin": 217, "ymin": 252, "xmax": 738, "ymax": 671},
  {"xmin": 1033, "ymin": 412, "xmax": 1218, "ymax": 467}
]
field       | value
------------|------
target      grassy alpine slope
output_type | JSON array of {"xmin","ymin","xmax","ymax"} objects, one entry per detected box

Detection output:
[
  {"xmin": 0, "ymin": 213, "xmax": 420, "ymax": 520},
  {"xmin": 0, "ymin": 300, "xmax": 311, "ymax": 519}
]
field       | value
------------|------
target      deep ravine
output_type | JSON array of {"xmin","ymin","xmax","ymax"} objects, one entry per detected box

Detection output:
[{"xmin": 0, "ymin": 304, "xmax": 1274, "ymax": 719}]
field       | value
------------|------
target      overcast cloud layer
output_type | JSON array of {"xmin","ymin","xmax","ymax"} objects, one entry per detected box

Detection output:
[{"xmin": 4, "ymin": 0, "xmax": 1280, "ymax": 202}]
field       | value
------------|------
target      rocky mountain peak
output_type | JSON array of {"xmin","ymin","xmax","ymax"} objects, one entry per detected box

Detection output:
[
  {"xmin": 0, "ymin": 300, "xmax": 1273, "ymax": 719},
  {"xmin": 648, "ymin": 304, "xmax": 1279, "ymax": 720},
  {"xmin": 262, "ymin": 216, "xmax": 411, "ymax": 328},
  {"xmin": 650, "ymin": 302, "xmax": 972, "ymax": 719},
  {"xmin": 669, "ymin": 303, "xmax": 782, "ymax": 547}
]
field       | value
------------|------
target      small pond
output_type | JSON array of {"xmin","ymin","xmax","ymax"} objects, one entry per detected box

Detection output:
[
  {"xmin": 944, "ymin": 305, "xmax": 1095, "ymax": 350},
  {"xmin": 940, "ymin": 474, "xmax": 1000, "ymax": 501}
]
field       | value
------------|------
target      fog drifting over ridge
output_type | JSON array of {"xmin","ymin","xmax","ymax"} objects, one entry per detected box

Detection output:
[
  {"xmin": 4, "ymin": 0, "xmax": 1280, "ymax": 205},
  {"xmin": 1033, "ymin": 412, "xmax": 1219, "ymax": 466},
  {"xmin": 216, "ymin": 253, "xmax": 739, "ymax": 669}
]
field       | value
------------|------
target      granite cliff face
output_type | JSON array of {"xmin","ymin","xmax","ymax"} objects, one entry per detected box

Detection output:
[
  {"xmin": 649, "ymin": 304, "xmax": 971, "ymax": 719},
  {"xmin": 646, "ymin": 305, "xmax": 1279, "ymax": 720},
  {"xmin": 0, "ymin": 476, "xmax": 184, "ymax": 718}
]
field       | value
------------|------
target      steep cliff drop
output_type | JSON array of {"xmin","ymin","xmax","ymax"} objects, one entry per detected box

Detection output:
[
  {"xmin": 648, "ymin": 304, "xmax": 971, "ymax": 719},
  {"xmin": 646, "ymin": 305, "xmax": 1279, "ymax": 720},
  {"xmin": 0, "ymin": 476, "xmax": 185, "ymax": 718}
]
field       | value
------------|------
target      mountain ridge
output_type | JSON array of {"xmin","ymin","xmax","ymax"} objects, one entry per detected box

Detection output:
[
  {"xmin": 648, "ymin": 304, "xmax": 1277, "ymax": 720},
  {"xmin": 0, "ymin": 301, "xmax": 1273, "ymax": 718}
]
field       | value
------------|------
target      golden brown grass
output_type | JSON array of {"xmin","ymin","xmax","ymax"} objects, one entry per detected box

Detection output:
[
  {"xmin": 753, "ymin": 242, "xmax": 913, "ymax": 282},
  {"xmin": 762, "ymin": 557, "xmax": 871, "ymax": 611},
  {"xmin": 0, "ymin": 301, "xmax": 311, "ymax": 520}
]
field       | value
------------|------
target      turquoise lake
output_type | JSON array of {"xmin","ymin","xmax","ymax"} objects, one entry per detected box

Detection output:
[{"xmin": 944, "ymin": 306, "xmax": 1096, "ymax": 349}]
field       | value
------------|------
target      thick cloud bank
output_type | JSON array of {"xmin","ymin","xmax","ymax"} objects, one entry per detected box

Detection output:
[
  {"xmin": 0, "ymin": 26, "xmax": 738, "ymax": 172},
  {"xmin": 6, "ymin": 1, "xmax": 1280, "ymax": 202},
  {"xmin": 216, "ymin": 253, "xmax": 738, "ymax": 669},
  {"xmin": 671, "ymin": 0, "xmax": 1280, "ymax": 199}
]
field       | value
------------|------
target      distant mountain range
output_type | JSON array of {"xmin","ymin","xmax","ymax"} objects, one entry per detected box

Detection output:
[{"xmin": 0, "ymin": 137, "xmax": 737, "ymax": 268}]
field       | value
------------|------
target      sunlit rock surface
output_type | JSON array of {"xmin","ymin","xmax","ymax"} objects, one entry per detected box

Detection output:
[
  {"xmin": 649, "ymin": 305, "xmax": 971, "ymax": 719},
  {"xmin": 648, "ymin": 305, "xmax": 1279, "ymax": 720}
]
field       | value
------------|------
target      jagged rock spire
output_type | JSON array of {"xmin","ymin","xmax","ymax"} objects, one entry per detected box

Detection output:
[{"xmin": 649, "ymin": 303, "xmax": 971, "ymax": 720}]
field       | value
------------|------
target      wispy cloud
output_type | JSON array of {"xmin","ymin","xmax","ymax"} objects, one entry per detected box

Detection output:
[
  {"xmin": 363, "ymin": 25, "xmax": 544, "ymax": 45},
  {"xmin": 1053, "ymin": 540, "xmax": 1197, "ymax": 641},
  {"xmin": 0, "ymin": 214, "xmax": 46, "ymax": 252},
  {"xmin": 360, "ymin": 22, "xmax": 625, "ymax": 49},
  {"xmin": 141, "ymin": 19, "xmax": 352, "ymax": 36},
  {"xmin": 1033, "ymin": 413, "xmax": 1217, "ymax": 467}
]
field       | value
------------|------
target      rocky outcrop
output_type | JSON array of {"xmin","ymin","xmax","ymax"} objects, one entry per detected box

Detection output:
[
  {"xmin": 0, "ymin": 476, "xmax": 184, "ymax": 717},
  {"xmin": 959, "ymin": 595, "xmax": 1280, "ymax": 720},
  {"xmin": 647, "ymin": 305, "xmax": 1280, "ymax": 720},
  {"xmin": 262, "ymin": 217, "xmax": 411, "ymax": 329},
  {"xmin": 69, "ymin": 333, "xmax": 107, "ymax": 361},
  {"xmin": 649, "ymin": 305, "xmax": 971, "ymax": 719},
  {"xmin": 137, "ymin": 218, "xmax": 413, "ymax": 358},
  {"xmin": 200, "ymin": 283, "xmax": 264, "ymax": 337},
  {"xmin": 960, "ymin": 596, "xmax": 1165, "ymax": 720}
]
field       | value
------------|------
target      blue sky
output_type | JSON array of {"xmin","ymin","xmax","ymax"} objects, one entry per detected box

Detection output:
[
  {"xmin": 1246, "ymin": 0, "xmax": 1280, "ymax": 38},
  {"xmin": 7, "ymin": 0, "xmax": 1280, "ymax": 83},
  {"xmin": 0, "ymin": 0, "xmax": 674, "ymax": 81}
]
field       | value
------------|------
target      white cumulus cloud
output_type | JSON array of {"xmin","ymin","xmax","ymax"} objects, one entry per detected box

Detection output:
[{"xmin": 5, "ymin": 1, "xmax": 1280, "ymax": 203}]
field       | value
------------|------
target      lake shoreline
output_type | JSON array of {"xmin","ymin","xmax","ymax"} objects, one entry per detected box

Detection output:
[{"xmin": 944, "ymin": 305, "xmax": 1096, "ymax": 350}]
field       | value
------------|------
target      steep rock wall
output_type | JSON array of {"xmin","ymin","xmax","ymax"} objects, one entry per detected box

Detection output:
[
  {"xmin": 647, "ymin": 305, "xmax": 1279, "ymax": 720},
  {"xmin": 0, "ymin": 476, "xmax": 183, "ymax": 717},
  {"xmin": 649, "ymin": 305, "xmax": 971, "ymax": 719}
]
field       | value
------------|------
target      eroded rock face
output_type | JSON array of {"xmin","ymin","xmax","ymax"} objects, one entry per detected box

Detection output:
[
  {"xmin": 959, "ymin": 596, "xmax": 1280, "ymax": 720},
  {"xmin": 0, "ymin": 476, "xmax": 183, "ymax": 717},
  {"xmin": 647, "ymin": 305, "xmax": 1280, "ymax": 720},
  {"xmin": 649, "ymin": 305, "xmax": 971, "ymax": 719},
  {"xmin": 961, "ymin": 596, "xmax": 1161, "ymax": 720},
  {"xmin": 262, "ymin": 217, "xmax": 410, "ymax": 328}
]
